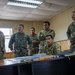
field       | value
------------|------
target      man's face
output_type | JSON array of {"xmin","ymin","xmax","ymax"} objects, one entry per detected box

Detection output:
[
  {"xmin": 46, "ymin": 36, "xmax": 54, "ymax": 45},
  {"xmin": 72, "ymin": 12, "xmax": 75, "ymax": 21},
  {"xmin": 18, "ymin": 25, "xmax": 24, "ymax": 33},
  {"xmin": 43, "ymin": 23, "xmax": 50, "ymax": 30},
  {"xmin": 30, "ymin": 29, "xmax": 35, "ymax": 34}
]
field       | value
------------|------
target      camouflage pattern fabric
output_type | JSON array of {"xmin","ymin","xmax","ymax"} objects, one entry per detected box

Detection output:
[
  {"xmin": 14, "ymin": 47, "xmax": 28, "ymax": 57},
  {"xmin": 38, "ymin": 29, "xmax": 55, "ymax": 52},
  {"xmin": 0, "ymin": 31, "xmax": 5, "ymax": 59},
  {"xmin": 9, "ymin": 32, "xmax": 32, "ymax": 57},
  {"xmin": 38, "ymin": 40, "xmax": 46, "ymax": 53},
  {"xmin": 40, "ymin": 42, "xmax": 61, "ymax": 55},
  {"xmin": 29, "ymin": 34, "xmax": 39, "ymax": 55},
  {"xmin": 67, "ymin": 22, "xmax": 75, "ymax": 52}
]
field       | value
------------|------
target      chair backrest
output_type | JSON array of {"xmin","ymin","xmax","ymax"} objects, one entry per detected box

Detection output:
[{"xmin": 55, "ymin": 39, "xmax": 70, "ymax": 51}]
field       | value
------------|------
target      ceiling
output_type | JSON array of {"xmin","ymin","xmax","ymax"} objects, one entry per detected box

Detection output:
[{"xmin": 0, "ymin": 0, "xmax": 75, "ymax": 21}]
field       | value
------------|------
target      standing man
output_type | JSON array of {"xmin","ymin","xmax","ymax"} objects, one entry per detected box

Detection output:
[
  {"xmin": 38, "ymin": 21, "xmax": 55, "ymax": 53},
  {"xmin": 67, "ymin": 11, "xmax": 75, "ymax": 53},
  {"xmin": 40, "ymin": 34, "xmax": 61, "ymax": 55},
  {"xmin": 9, "ymin": 24, "xmax": 32, "ymax": 57},
  {"xmin": 29, "ymin": 27, "xmax": 39, "ymax": 55},
  {"xmin": 0, "ymin": 31, "xmax": 5, "ymax": 60}
]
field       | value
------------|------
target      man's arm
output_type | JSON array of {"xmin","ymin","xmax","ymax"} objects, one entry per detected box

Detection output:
[
  {"xmin": 50, "ymin": 29, "xmax": 55, "ymax": 38},
  {"xmin": 27, "ymin": 35, "xmax": 32, "ymax": 50},
  {"xmin": 54, "ymin": 44, "xmax": 62, "ymax": 54},
  {"xmin": 67, "ymin": 26, "xmax": 71, "ymax": 39},
  {"xmin": 1, "ymin": 32, "xmax": 5, "ymax": 53},
  {"xmin": 8, "ymin": 34, "xmax": 15, "ymax": 51}
]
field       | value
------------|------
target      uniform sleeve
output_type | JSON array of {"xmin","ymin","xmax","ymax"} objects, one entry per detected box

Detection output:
[
  {"xmin": 50, "ymin": 30, "xmax": 55, "ymax": 38},
  {"xmin": 1, "ymin": 32, "xmax": 5, "ymax": 53},
  {"xmin": 34, "ymin": 35, "xmax": 40, "ymax": 44},
  {"xmin": 37, "ymin": 31, "xmax": 42, "ymax": 40},
  {"xmin": 37, "ymin": 30, "xmax": 45, "ymax": 41},
  {"xmin": 8, "ymin": 34, "xmax": 15, "ymax": 51},
  {"xmin": 67, "ymin": 26, "xmax": 71, "ymax": 39},
  {"xmin": 2, "ymin": 34, "xmax": 5, "ymax": 52},
  {"xmin": 54, "ymin": 44, "xmax": 62, "ymax": 54},
  {"xmin": 27, "ymin": 35, "xmax": 32, "ymax": 50}
]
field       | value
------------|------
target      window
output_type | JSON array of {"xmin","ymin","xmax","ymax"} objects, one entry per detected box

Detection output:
[{"xmin": 0, "ymin": 28, "xmax": 13, "ymax": 52}]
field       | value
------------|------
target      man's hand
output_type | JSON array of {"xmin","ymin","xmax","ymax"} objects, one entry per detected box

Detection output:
[
  {"xmin": 28, "ymin": 49, "xmax": 30, "ymax": 55},
  {"xmin": 12, "ymin": 50, "xmax": 15, "ymax": 52}
]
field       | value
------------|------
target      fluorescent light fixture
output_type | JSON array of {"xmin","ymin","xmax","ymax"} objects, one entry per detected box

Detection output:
[
  {"xmin": 7, "ymin": 1, "xmax": 39, "ymax": 8},
  {"xmin": 17, "ymin": 0, "xmax": 43, "ymax": 4}
]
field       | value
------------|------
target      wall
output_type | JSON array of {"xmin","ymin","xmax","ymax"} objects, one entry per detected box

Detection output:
[
  {"xmin": 49, "ymin": 5, "xmax": 75, "ymax": 41},
  {"xmin": 1, "ymin": 4, "xmax": 75, "ymax": 41},
  {"xmin": 0, "ymin": 20, "xmax": 43, "ymax": 34}
]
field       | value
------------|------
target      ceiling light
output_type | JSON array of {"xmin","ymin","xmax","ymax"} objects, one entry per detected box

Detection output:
[
  {"xmin": 7, "ymin": 1, "xmax": 37, "ymax": 8},
  {"xmin": 17, "ymin": 0, "xmax": 43, "ymax": 4},
  {"xmin": 7, "ymin": 0, "xmax": 43, "ymax": 8}
]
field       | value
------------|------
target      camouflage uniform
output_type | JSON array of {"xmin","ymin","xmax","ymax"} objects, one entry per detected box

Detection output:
[
  {"xmin": 67, "ymin": 22, "xmax": 75, "ymax": 52},
  {"xmin": 0, "ymin": 31, "xmax": 5, "ymax": 60},
  {"xmin": 9, "ymin": 32, "xmax": 32, "ymax": 57},
  {"xmin": 38, "ymin": 29, "xmax": 55, "ymax": 53},
  {"xmin": 29, "ymin": 34, "xmax": 39, "ymax": 55},
  {"xmin": 40, "ymin": 42, "xmax": 61, "ymax": 55}
]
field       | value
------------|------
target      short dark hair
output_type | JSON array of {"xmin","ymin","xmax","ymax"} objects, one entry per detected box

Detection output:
[
  {"xmin": 18, "ymin": 24, "xmax": 24, "ymax": 27},
  {"xmin": 72, "ymin": 11, "xmax": 75, "ymax": 13},
  {"xmin": 30, "ymin": 27, "xmax": 35, "ymax": 31},
  {"xmin": 46, "ymin": 34, "xmax": 54, "ymax": 39},
  {"xmin": 44, "ymin": 21, "xmax": 50, "ymax": 26}
]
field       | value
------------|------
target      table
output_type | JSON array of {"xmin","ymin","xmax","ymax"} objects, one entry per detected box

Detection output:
[{"xmin": 0, "ymin": 55, "xmax": 75, "ymax": 75}]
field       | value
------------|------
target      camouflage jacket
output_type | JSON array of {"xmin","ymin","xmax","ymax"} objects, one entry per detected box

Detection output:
[
  {"xmin": 40, "ymin": 42, "xmax": 61, "ymax": 55},
  {"xmin": 9, "ymin": 32, "xmax": 32, "ymax": 51},
  {"xmin": 67, "ymin": 22, "xmax": 75, "ymax": 41},
  {"xmin": 38, "ymin": 29, "xmax": 55, "ymax": 41},
  {"xmin": 29, "ymin": 34, "xmax": 39, "ymax": 47}
]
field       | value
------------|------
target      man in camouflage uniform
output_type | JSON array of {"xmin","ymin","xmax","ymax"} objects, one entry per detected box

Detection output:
[
  {"xmin": 29, "ymin": 27, "xmax": 39, "ymax": 55},
  {"xmin": 40, "ymin": 34, "xmax": 61, "ymax": 55},
  {"xmin": 67, "ymin": 11, "xmax": 75, "ymax": 53},
  {"xmin": 38, "ymin": 21, "xmax": 55, "ymax": 53},
  {"xmin": 0, "ymin": 31, "xmax": 5, "ymax": 60},
  {"xmin": 9, "ymin": 24, "xmax": 32, "ymax": 57}
]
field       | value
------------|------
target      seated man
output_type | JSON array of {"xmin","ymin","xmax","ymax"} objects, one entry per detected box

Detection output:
[{"xmin": 40, "ymin": 34, "xmax": 62, "ymax": 55}]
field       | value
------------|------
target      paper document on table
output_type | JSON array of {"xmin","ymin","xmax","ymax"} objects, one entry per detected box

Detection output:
[{"xmin": 65, "ymin": 53, "xmax": 75, "ymax": 56}]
